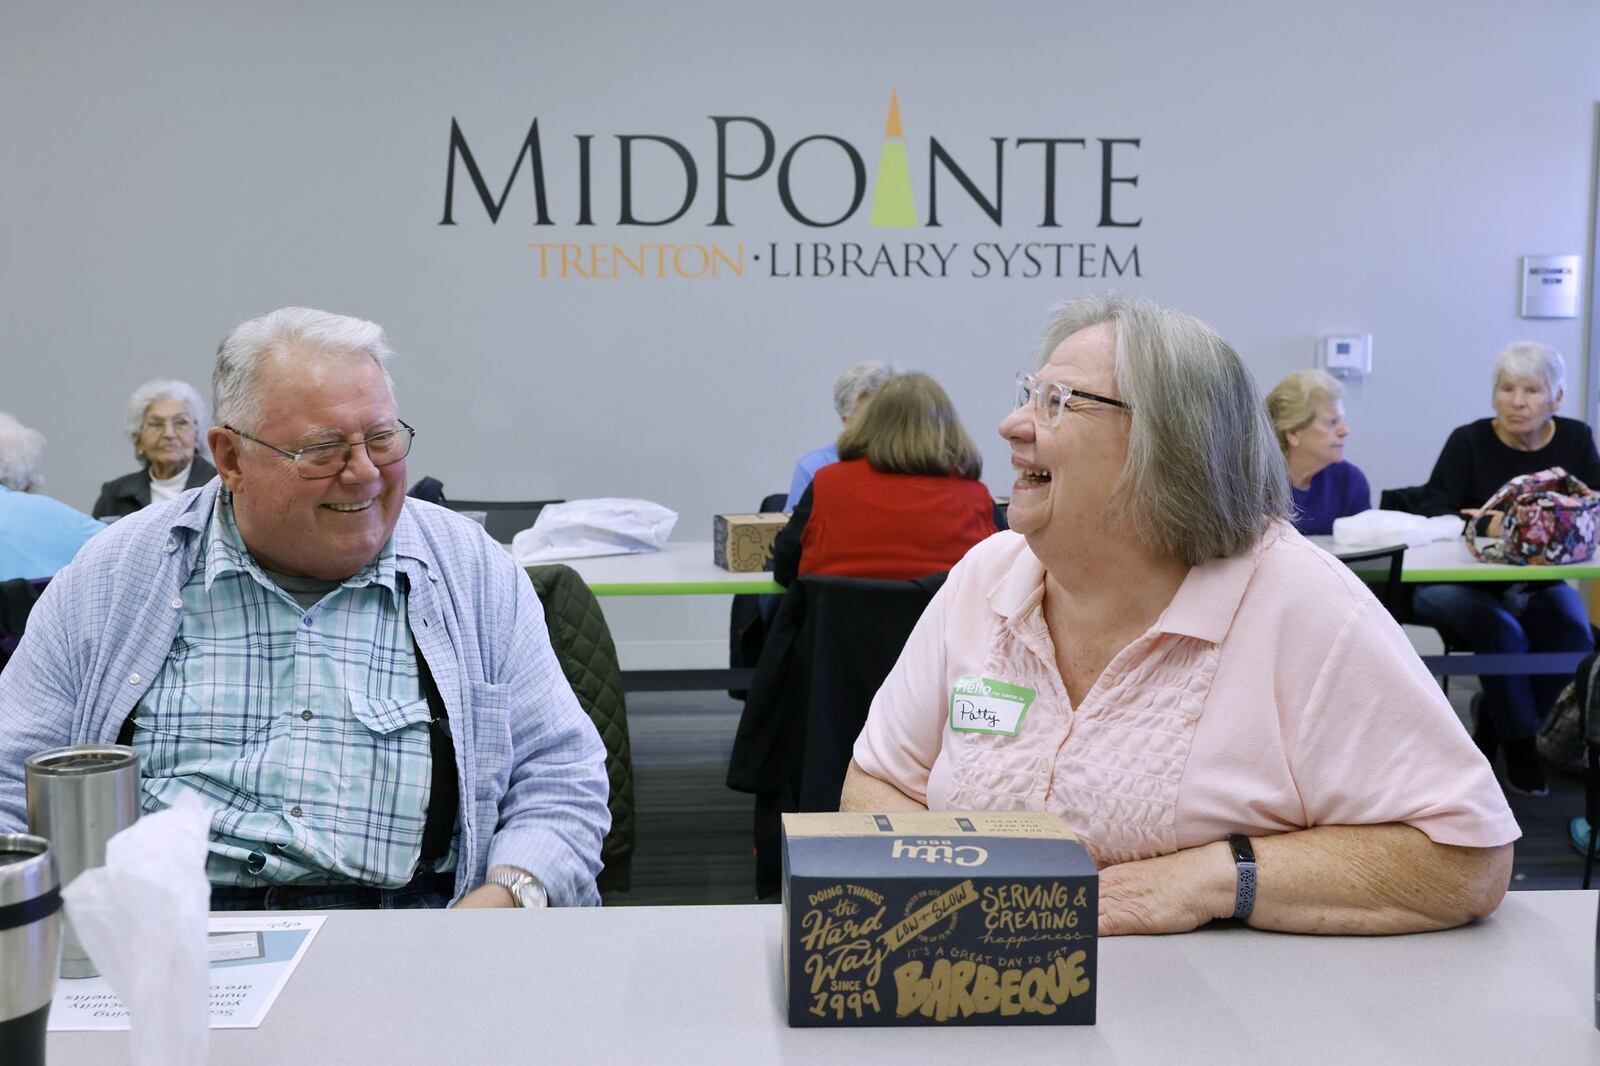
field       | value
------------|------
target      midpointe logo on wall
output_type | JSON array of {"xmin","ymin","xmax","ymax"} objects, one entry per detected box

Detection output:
[{"xmin": 439, "ymin": 92, "xmax": 1143, "ymax": 282}]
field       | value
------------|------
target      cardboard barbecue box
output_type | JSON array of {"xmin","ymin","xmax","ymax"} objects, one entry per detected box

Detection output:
[
  {"xmin": 781, "ymin": 811, "xmax": 1097, "ymax": 1028},
  {"xmin": 713, "ymin": 512, "xmax": 787, "ymax": 572}
]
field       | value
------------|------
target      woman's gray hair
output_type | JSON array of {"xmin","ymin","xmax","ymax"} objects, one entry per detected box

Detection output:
[
  {"xmin": 0, "ymin": 412, "xmax": 47, "ymax": 492},
  {"xmin": 124, "ymin": 378, "xmax": 211, "ymax": 464},
  {"xmin": 1492, "ymin": 341, "xmax": 1565, "ymax": 398},
  {"xmin": 1035, "ymin": 294, "xmax": 1291, "ymax": 566},
  {"xmin": 214, "ymin": 307, "xmax": 396, "ymax": 433},
  {"xmin": 832, "ymin": 362, "xmax": 900, "ymax": 417}
]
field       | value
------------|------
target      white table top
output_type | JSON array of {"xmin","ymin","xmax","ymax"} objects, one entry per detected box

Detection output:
[
  {"xmin": 524, "ymin": 541, "xmax": 781, "ymax": 596},
  {"xmin": 1309, "ymin": 534, "xmax": 1600, "ymax": 582},
  {"xmin": 540, "ymin": 537, "xmax": 1600, "ymax": 595},
  {"xmin": 46, "ymin": 891, "xmax": 1600, "ymax": 1064}
]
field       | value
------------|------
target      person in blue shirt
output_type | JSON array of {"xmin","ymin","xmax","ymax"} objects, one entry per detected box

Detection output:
[
  {"xmin": 1265, "ymin": 369, "xmax": 1370, "ymax": 535},
  {"xmin": 0, "ymin": 413, "xmax": 105, "ymax": 580},
  {"xmin": 784, "ymin": 362, "xmax": 901, "ymax": 510}
]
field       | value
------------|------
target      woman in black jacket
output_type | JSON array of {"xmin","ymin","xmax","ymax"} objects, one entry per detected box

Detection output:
[
  {"xmin": 92, "ymin": 379, "xmax": 215, "ymax": 519},
  {"xmin": 1414, "ymin": 342, "xmax": 1600, "ymax": 796}
]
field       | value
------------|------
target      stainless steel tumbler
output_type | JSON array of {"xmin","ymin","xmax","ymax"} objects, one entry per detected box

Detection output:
[
  {"xmin": 0, "ymin": 833, "xmax": 62, "ymax": 1066},
  {"xmin": 25, "ymin": 744, "xmax": 140, "ymax": 979}
]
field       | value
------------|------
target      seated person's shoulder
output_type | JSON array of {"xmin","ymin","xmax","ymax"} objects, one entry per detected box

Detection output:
[
  {"xmin": 39, "ymin": 490, "xmax": 207, "ymax": 598},
  {"xmin": 1249, "ymin": 524, "xmax": 1375, "ymax": 619},
  {"xmin": 1555, "ymin": 415, "xmax": 1596, "ymax": 446},
  {"xmin": 948, "ymin": 528, "xmax": 1030, "ymax": 581},
  {"xmin": 1330, "ymin": 458, "xmax": 1368, "ymax": 480},
  {"xmin": 75, "ymin": 490, "xmax": 199, "ymax": 555},
  {"xmin": 400, "ymin": 498, "xmax": 509, "ymax": 572}
]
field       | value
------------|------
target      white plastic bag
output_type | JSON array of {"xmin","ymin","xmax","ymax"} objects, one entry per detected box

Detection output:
[
  {"xmin": 61, "ymin": 790, "xmax": 212, "ymax": 1066},
  {"xmin": 1331, "ymin": 509, "xmax": 1462, "ymax": 548},
  {"xmin": 512, "ymin": 497, "xmax": 678, "ymax": 564}
]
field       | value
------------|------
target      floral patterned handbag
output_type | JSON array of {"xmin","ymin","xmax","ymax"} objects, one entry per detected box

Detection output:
[{"xmin": 1464, "ymin": 466, "xmax": 1600, "ymax": 565}]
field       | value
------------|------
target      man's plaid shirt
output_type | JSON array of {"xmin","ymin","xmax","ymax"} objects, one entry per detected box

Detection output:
[
  {"xmin": 131, "ymin": 493, "xmax": 453, "ymax": 887},
  {"xmin": 0, "ymin": 480, "xmax": 609, "ymax": 905}
]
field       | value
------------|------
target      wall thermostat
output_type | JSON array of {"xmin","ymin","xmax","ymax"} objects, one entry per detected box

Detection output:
[{"xmin": 1320, "ymin": 334, "xmax": 1372, "ymax": 378}]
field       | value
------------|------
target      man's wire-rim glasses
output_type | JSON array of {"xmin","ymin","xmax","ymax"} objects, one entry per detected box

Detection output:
[{"xmin": 223, "ymin": 420, "xmax": 415, "ymax": 480}]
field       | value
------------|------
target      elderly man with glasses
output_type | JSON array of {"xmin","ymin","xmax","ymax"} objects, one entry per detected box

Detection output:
[{"xmin": 0, "ymin": 307, "xmax": 609, "ymax": 910}]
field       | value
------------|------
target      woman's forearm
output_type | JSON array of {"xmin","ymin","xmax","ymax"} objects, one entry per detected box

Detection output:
[
  {"xmin": 1248, "ymin": 824, "xmax": 1511, "ymax": 934},
  {"xmin": 839, "ymin": 760, "xmax": 926, "ymax": 812},
  {"xmin": 1098, "ymin": 823, "xmax": 1512, "ymax": 936}
]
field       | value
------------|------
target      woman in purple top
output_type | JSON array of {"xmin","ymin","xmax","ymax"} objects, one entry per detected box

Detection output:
[{"xmin": 1266, "ymin": 369, "xmax": 1370, "ymax": 535}]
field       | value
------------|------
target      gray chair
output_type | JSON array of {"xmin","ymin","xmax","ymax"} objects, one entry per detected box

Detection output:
[
  {"xmin": 444, "ymin": 499, "xmax": 563, "ymax": 543},
  {"xmin": 1329, "ymin": 542, "xmax": 1405, "ymax": 613},
  {"xmin": 728, "ymin": 572, "xmax": 947, "ymax": 896}
]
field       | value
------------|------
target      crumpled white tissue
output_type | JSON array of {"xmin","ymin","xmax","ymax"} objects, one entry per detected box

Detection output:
[
  {"xmin": 62, "ymin": 791, "xmax": 213, "ymax": 1066},
  {"xmin": 1331, "ymin": 509, "xmax": 1462, "ymax": 548},
  {"xmin": 512, "ymin": 497, "xmax": 678, "ymax": 564}
]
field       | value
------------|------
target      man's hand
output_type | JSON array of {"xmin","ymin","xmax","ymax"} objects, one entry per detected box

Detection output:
[{"xmin": 1097, "ymin": 840, "xmax": 1237, "ymax": 936}]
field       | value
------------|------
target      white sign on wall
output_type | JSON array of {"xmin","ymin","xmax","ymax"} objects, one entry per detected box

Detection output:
[{"xmin": 1520, "ymin": 254, "xmax": 1581, "ymax": 318}]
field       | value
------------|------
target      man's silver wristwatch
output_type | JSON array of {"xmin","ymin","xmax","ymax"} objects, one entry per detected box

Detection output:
[{"xmin": 486, "ymin": 869, "xmax": 549, "ymax": 908}]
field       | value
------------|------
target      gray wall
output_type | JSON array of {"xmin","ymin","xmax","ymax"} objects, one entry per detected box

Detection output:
[{"xmin": 5, "ymin": 1, "xmax": 1598, "ymax": 663}]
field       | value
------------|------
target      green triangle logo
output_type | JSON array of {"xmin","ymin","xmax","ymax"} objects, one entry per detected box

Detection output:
[{"xmin": 870, "ymin": 90, "xmax": 917, "ymax": 229}]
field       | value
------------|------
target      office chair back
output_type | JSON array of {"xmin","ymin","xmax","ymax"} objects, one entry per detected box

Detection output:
[
  {"xmin": 729, "ymin": 571, "xmax": 946, "ymax": 895},
  {"xmin": 0, "ymin": 577, "xmax": 49, "ymax": 674},
  {"xmin": 1329, "ymin": 543, "xmax": 1406, "ymax": 613},
  {"xmin": 445, "ymin": 499, "xmax": 564, "ymax": 543},
  {"xmin": 1379, "ymin": 485, "xmax": 1430, "ymax": 514}
]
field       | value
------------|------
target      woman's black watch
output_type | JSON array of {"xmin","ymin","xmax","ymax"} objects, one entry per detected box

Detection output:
[{"xmin": 1228, "ymin": 834, "xmax": 1257, "ymax": 920}]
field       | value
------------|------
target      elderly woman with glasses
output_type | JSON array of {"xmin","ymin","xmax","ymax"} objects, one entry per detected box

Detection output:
[
  {"xmin": 843, "ymin": 294, "xmax": 1516, "ymax": 937},
  {"xmin": 1410, "ymin": 341, "xmax": 1600, "ymax": 797},
  {"xmin": 93, "ymin": 379, "xmax": 217, "ymax": 519}
]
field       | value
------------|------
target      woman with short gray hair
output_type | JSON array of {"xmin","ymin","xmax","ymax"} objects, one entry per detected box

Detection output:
[
  {"xmin": 92, "ymin": 379, "xmax": 216, "ymax": 519},
  {"xmin": 844, "ymin": 294, "xmax": 1515, "ymax": 938},
  {"xmin": 1411, "ymin": 340, "xmax": 1600, "ymax": 796},
  {"xmin": 0, "ymin": 413, "xmax": 105, "ymax": 579}
]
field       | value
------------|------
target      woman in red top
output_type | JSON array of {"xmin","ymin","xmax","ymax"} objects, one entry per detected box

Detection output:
[{"xmin": 770, "ymin": 372, "xmax": 996, "ymax": 586}]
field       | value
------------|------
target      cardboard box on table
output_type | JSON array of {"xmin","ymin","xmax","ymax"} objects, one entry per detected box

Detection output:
[
  {"xmin": 713, "ymin": 513, "xmax": 787, "ymax": 572},
  {"xmin": 781, "ymin": 811, "xmax": 1097, "ymax": 1028}
]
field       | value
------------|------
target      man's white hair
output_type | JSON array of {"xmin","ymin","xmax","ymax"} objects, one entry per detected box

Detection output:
[
  {"xmin": 832, "ymin": 362, "xmax": 900, "ymax": 417},
  {"xmin": 214, "ymin": 307, "xmax": 396, "ymax": 433},
  {"xmin": 0, "ymin": 413, "xmax": 47, "ymax": 492}
]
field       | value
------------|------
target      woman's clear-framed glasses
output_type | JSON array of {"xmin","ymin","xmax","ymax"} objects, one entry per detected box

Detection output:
[
  {"xmin": 1013, "ymin": 371, "xmax": 1132, "ymax": 427},
  {"xmin": 223, "ymin": 420, "xmax": 416, "ymax": 480}
]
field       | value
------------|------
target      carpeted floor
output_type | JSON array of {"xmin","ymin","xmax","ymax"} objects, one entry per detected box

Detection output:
[{"xmin": 604, "ymin": 682, "xmax": 1595, "ymax": 907}]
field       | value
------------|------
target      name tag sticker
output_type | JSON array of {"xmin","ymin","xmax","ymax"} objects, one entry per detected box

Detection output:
[{"xmin": 949, "ymin": 676, "xmax": 1035, "ymax": 736}]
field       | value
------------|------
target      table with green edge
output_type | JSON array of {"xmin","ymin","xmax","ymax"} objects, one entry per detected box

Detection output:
[
  {"xmin": 531, "ymin": 542, "xmax": 781, "ymax": 691},
  {"xmin": 1310, "ymin": 534, "xmax": 1600, "ymax": 677}
]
